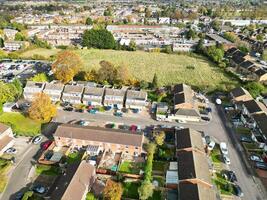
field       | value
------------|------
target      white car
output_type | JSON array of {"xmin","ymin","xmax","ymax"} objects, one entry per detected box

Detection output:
[
  {"xmin": 250, "ymin": 155, "xmax": 264, "ymax": 163},
  {"xmin": 5, "ymin": 147, "xmax": 17, "ymax": 154},
  {"xmin": 208, "ymin": 140, "xmax": 216, "ymax": 151},
  {"xmin": 223, "ymin": 154, "xmax": 231, "ymax": 165},
  {"xmin": 32, "ymin": 135, "xmax": 43, "ymax": 144},
  {"xmin": 220, "ymin": 142, "xmax": 229, "ymax": 155}
]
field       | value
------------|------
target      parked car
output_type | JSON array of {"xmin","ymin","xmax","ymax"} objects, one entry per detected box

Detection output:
[
  {"xmin": 32, "ymin": 135, "xmax": 43, "ymax": 144},
  {"xmin": 63, "ymin": 107, "xmax": 73, "ymax": 112},
  {"xmin": 206, "ymin": 107, "xmax": 212, "ymax": 112},
  {"xmin": 223, "ymin": 154, "xmax": 231, "ymax": 165},
  {"xmin": 233, "ymin": 184, "xmax": 244, "ymax": 197},
  {"xmin": 32, "ymin": 185, "xmax": 47, "ymax": 194},
  {"xmin": 201, "ymin": 116, "xmax": 210, "ymax": 121},
  {"xmin": 207, "ymin": 140, "xmax": 215, "ymax": 151},
  {"xmin": 255, "ymin": 162, "xmax": 267, "ymax": 170},
  {"xmin": 240, "ymin": 136, "xmax": 252, "ymax": 143},
  {"xmin": 113, "ymin": 112, "xmax": 123, "ymax": 117},
  {"xmin": 75, "ymin": 108, "xmax": 84, "ymax": 113},
  {"xmin": 14, "ymin": 192, "xmax": 24, "ymax": 200},
  {"xmin": 205, "ymin": 136, "xmax": 216, "ymax": 150},
  {"xmin": 5, "ymin": 147, "xmax": 17, "ymax": 154},
  {"xmin": 221, "ymin": 170, "xmax": 237, "ymax": 182},
  {"xmin": 250, "ymin": 154, "xmax": 264, "ymax": 163},
  {"xmin": 42, "ymin": 140, "xmax": 52, "ymax": 150},
  {"xmin": 220, "ymin": 142, "xmax": 228, "ymax": 155},
  {"xmin": 130, "ymin": 125, "xmax": 138, "ymax": 132},
  {"xmin": 78, "ymin": 120, "xmax": 90, "ymax": 126}
]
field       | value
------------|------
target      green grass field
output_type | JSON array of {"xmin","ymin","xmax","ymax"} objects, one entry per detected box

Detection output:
[
  {"xmin": 20, "ymin": 48, "xmax": 60, "ymax": 59},
  {"xmin": 0, "ymin": 112, "xmax": 41, "ymax": 136},
  {"xmin": 20, "ymin": 48, "xmax": 238, "ymax": 92}
]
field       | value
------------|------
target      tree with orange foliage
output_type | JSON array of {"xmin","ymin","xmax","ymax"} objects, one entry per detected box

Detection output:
[
  {"xmin": 28, "ymin": 93, "xmax": 57, "ymax": 122},
  {"xmin": 103, "ymin": 180, "xmax": 123, "ymax": 200},
  {"xmin": 52, "ymin": 51, "xmax": 82, "ymax": 83}
]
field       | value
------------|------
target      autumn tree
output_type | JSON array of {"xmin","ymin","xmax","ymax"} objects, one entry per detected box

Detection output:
[
  {"xmin": 28, "ymin": 93, "xmax": 57, "ymax": 122},
  {"xmin": 98, "ymin": 60, "xmax": 118, "ymax": 84},
  {"xmin": 30, "ymin": 73, "xmax": 49, "ymax": 82},
  {"xmin": 117, "ymin": 64, "xmax": 131, "ymax": 85},
  {"xmin": 52, "ymin": 51, "xmax": 82, "ymax": 83},
  {"xmin": 155, "ymin": 131, "xmax": 165, "ymax": 146},
  {"xmin": 103, "ymin": 180, "xmax": 123, "ymax": 200}
]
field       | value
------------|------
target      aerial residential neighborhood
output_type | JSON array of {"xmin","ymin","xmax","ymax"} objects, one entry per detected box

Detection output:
[{"xmin": 0, "ymin": 0, "xmax": 267, "ymax": 200}]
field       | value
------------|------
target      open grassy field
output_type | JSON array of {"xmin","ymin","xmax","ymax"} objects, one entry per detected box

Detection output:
[
  {"xmin": 20, "ymin": 48, "xmax": 60, "ymax": 59},
  {"xmin": 0, "ymin": 112, "xmax": 42, "ymax": 136},
  {"xmin": 20, "ymin": 48, "xmax": 239, "ymax": 92}
]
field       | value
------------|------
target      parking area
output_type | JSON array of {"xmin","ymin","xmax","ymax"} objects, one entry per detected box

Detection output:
[{"xmin": 0, "ymin": 59, "xmax": 51, "ymax": 82}]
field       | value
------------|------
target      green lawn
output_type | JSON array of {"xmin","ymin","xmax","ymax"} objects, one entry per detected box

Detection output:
[
  {"xmin": 242, "ymin": 142, "xmax": 259, "ymax": 151},
  {"xmin": 235, "ymin": 127, "xmax": 251, "ymax": 135},
  {"xmin": 0, "ymin": 112, "xmax": 42, "ymax": 136},
  {"xmin": 20, "ymin": 48, "xmax": 238, "ymax": 92},
  {"xmin": 152, "ymin": 161, "xmax": 168, "ymax": 171},
  {"xmin": 35, "ymin": 164, "xmax": 61, "ymax": 176},
  {"xmin": 119, "ymin": 161, "xmax": 144, "ymax": 174},
  {"xmin": 67, "ymin": 152, "xmax": 82, "ymax": 164},
  {"xmin": 122, "ymin": 181, "xmax": 140, "ymax": 199},
  {"xmin": 0, "ymin": 158, "xmax": 11, "ymax": 193}
]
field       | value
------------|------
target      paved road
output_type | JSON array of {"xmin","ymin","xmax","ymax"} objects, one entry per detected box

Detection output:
[
  {"xmin": 54, "ymin": 104, "xmax": 267, "ymax": 200},
  {"xmin": 1, "ymin": 144, "xmax": 40, "ymax": 200},
  {"xmin": 0, "ymin": 125, "xmax": 54, "ymax": 200}
]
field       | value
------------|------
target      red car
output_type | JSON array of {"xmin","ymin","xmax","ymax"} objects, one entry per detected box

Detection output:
[
  {"xmin": 42, "ymin": 140, "xmax": 52, "ymax": 150},
  {"xmin": 130, "ymin": 125, "xmax": 137, "ymax": 132}
]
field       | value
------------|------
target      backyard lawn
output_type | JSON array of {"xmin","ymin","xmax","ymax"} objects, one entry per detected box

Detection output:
[
  {"xmin": 0, "ymin": 158, "xmax": 11, "ymax": 193},
  {"xmin": 35, "ymin": 164, "xmax": 61, "ymax": 176},
  {"xmin": 0, "ymin": 112, "xmax": 42, "ymax": 136},
  {"xmin": 20, "ymin": 48, "xmax": 238, "ymax": 92},
  {"xmin": 119, "ymin": 161, "xmax": 144, "ymax": 174},
  {"xmin": 66, "ymin": 152, "xmax": 83, "ymax": 164},
  {"xmin": 235, "ymin": 126, "xmax": 251, "ymax": 135},
  {"xmin": 122, "ymin": 181, "xmax": 140, "ymax": 199},
  {"xmin": 152, "ymin": 161, "xmax": 168, "ymax": 171}
]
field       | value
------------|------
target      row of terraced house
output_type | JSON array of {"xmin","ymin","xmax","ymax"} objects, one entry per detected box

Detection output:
[
  {"xmin": 230, "ymin": 87, "xmax": 267, "ymax": 151},
  {"xmin": 23, "ymin": 81, "xmax": 148, "ymax": 110}
]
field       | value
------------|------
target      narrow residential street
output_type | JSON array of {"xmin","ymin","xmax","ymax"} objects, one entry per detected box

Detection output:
[{"xmin": 1, "ymin": 144, "xmax": 40, "ymax": 200}]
